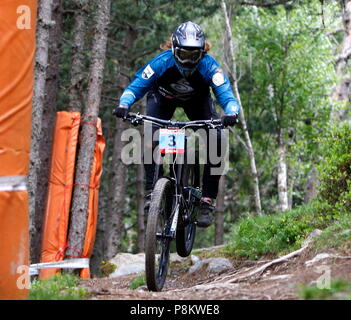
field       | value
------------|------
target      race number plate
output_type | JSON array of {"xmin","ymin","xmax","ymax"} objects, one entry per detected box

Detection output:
[{"xmin": 159, "ymin": 128, "xmax": 185, "ymax": 154}]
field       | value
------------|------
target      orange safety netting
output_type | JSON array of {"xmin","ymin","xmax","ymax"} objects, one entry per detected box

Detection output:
[
  {"xmin": 39, "ymin": 113, "xmax": 105, "ymax": 279},
  {"xmin": 39, "ymin": 112, "xmax": 81, "ymax": 279},
  {"xmin": 0, "ymin": 0, "xmax": 37, "ymax": 300}
]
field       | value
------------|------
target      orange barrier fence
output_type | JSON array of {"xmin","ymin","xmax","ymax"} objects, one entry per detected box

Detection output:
[
  {"xmin": 0, "ymin": 0, "xmax": 37, "ymax": 300},
  {"xmin": 39, "ymin": 112, "xmax": 81, "ymax": 279},
  {"xmin": 39, "ymin": 112, "xmax": 105, "ymax": 279}
]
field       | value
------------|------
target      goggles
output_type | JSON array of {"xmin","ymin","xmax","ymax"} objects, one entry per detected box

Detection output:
[{"xmin": 174, "ymin": 47, "xmax": 203, "ymax": 65}]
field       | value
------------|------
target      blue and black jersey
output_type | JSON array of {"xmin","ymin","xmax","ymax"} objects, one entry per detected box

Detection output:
[{"xmin": 119, "ymin": 49, "xmax": 240, "ymax": 115}]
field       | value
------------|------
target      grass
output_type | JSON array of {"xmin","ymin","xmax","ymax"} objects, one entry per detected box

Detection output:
[
  {"xmin": 312, "ymin": 212, "xmax": 351, "ymax": 253},
  {"xmin": 298, "ymin": 279, "xmax": 351, "ymax": 300},
  {"xmin": 130, "ymin": 273, "xmax": 146, "ymax": 290},
  {"xmin": 192, "ymin": 248, "xmax": 227, "ymax": 259},
  {"xmin": 29, "ymin": 274, "xmax": 89, "ymax": 300},
  {"xmin": 223, "ymin": 201, "xmax": 334, "ymax": 260}
]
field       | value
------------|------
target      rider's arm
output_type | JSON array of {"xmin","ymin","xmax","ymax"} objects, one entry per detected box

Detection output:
[
  {"xmin": 197, "ymin": 55, "xmax": 240, "ymax": 116},
  {"xmin": 119, "ymin": 50, "xmax": 174, "ymax": 109}
]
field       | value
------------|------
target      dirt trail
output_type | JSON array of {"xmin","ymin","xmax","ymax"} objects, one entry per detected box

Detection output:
[{"xmin": 79, "ymin": 248, "xmax": 351, "ymax": 300}]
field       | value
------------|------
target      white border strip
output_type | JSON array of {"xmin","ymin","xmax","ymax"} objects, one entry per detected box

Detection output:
[
  {"xmin": 30, "ymin": 258, "xmax": 90, "ymax": 276},
  {"xmin": 0, "ymin": 175, "xmax": 27, "ymax": 191}
]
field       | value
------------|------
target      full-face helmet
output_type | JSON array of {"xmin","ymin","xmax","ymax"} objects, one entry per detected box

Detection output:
[{"xmin": 171, "ymin": 21, "xmax": 205, "ymax": 77}]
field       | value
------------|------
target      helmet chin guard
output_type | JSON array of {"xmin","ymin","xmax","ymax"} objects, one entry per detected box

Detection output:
[{"xmin": 174, "ymin": 59, "xmax": 197, "ymax": 78}]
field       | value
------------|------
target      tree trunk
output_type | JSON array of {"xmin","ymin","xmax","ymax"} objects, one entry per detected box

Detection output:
[
  {"xmin": 137, "ymin": 102, "xmax": 146, "ymax": 252},
  {"xmin": 66, "ymin": 0, "xmax": 111, "ymax": 260},
  {"xmin": 221, "ymin": 0, "xmax": 262, "ymax": 215},
  {"xmin": 105, "ymin": 27, "xmax": 137, "ymax": 260},
  {"xmin": 28, "ymin": 0, "xmax": 54, "ymax": 263},
  {"xmin": 331, "ymin": 0, "xmax": 351, "ymax": 121},
  {"xmin": 277, "ymin": 130, "xmax": 289, "ymax": 212},
  {"xmin": 90, "ymin": 119, "xmax": 112, "ymax": 276},
  {"xmin": 136, "ymin": 160, "xmax": 145, "ymax": 252},
  {"xmin": 215, "ymin": 176, "xmax": 225, "ymax": 245},
  {"xmin": 304, "ymin": 166, "xmax": 318, "ymax": 204},
  {"xmin": 30, "ymin": 0, "xmax": 63, "ymax": 264},
  {"xmin": 288, "ymin": 176, "xmax": 294, "ymax": 210},
  {"xmin": 67, "ymin": 0, "xmax": 88, "ymax": 112},
  {"xmin": 105, "ymin": 118, "xmax": 128, "ymax": 259}
]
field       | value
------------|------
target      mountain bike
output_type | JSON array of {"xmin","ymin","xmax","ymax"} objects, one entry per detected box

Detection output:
[{"xmin": 124, "ymin": 112, "xmax": 224, "ymax": 292}]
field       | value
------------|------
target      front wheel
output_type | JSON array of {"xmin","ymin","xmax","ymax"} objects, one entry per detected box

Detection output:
[
  {"xmin": 145, "ymin": 178, "xmax": 173, "ymax": 292},
  {"xmin": 176, "ymin": 163, "xmax": 199, "ymax": 257}
]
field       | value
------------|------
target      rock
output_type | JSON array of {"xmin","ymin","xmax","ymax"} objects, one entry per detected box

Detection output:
[
  {"xmin": 207, "ymin": 258, "xmax": 233, "ymax": 274},
  {"xmin": 188, "ymin": 258, "xmax": 233, "ymax": 275},
  {"xmin": 191, "ymin": 255, "xmax": 200, "ymax": 265},
  {"xmin": 109, "ymin": 253, "xmax": 145, "ymax": 278},
  {"xmin": 108, "ymin": 252, "xmax": 188, "ymax": 278},
  {"xmin": 302, "ymin": 229, "xmax": 322, "ymax": 247},
  {"xmin": 305, "ymin": 253, "xmax": 334, "ymax": 267},
  {"xmin": 108, "ymin": 252, "xmax": 232, "ymax": 277},
  {"xmin": 170, "ymin": 253, "xmax": 188, "ymax": 263},
  {"xmin": 261, "ymin": 274, "xmax": 292, "ymax": 281}
]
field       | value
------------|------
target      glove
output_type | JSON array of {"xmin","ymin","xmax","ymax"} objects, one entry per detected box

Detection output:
[
  {"xmin": 221, "ymin": 114, "xmax": 239, "ymax": 127},
  {"xmin": 113, "ymin": 105, "xmax": 129, "ymax": 119}
]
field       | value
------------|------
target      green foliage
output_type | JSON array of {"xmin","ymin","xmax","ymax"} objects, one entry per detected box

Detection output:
[
  {"xmin": 204, "ymin": 1, "xmax": 337, "ymax": 214},
  {"xmin": 224, "ymin": 201, "xmax": 333, "ymax": 259},
  {"xmin": 110, "ymin": 0, "xmax": 218, "ymax": 70},
  {"xmin": 61, "ymin": 0, "xmax": 344, "ymax": 257},
  {"xmin": 100, "ymin": 261, "xmax": 117, "ymax": 277},
  {"xmin": 29, "ymin": 274, "xmax": 89, "ymax": 300},
  {"xmin": 130, "ymin": 273, "xmax": 146, "ymax": 290},
  {"xmin": 225, "ymin": 120, "xmax": 351, "ymax": 259},
  {"xmin": 317, "ymin": 123, "xmax": 351, "ymax": 216},
  {"xmin": 312, "ymin": 211, "xmax": 351, "ymax": 253},
  {"xmin": 298, "ymin": 279, "xmax": 351, "ymax": 300},
  {"xmin": 193, "ymin": 224, "xmax": 216, "ymax": 249}
]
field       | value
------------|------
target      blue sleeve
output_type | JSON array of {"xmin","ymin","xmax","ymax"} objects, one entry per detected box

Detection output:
[
  {"xmin": 197, "ymin": 55, "xmax": 240, "ymax": 115},
  {"xmin": 119, "ymin": 50, "xmax": 174, "ymax": 109}
]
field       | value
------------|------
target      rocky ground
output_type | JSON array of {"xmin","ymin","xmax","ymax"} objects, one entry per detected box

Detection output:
[{"xmin": 79, "ymin": 244, "xmax": 351, "ymax": 300}]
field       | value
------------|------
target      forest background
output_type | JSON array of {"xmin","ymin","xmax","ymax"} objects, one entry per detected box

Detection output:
[{"xmin": 29, "ymin": 0, "xmax": 351, "ymax": 276}]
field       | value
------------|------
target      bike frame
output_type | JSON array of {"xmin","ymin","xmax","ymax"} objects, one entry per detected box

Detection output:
[
  {"xmin": 125, "ymin": 112, "xmax": 223, "ymax": 239},
  {"xmin": 152, "ymin": 134, "xmax": 188, "ymax": 239}
]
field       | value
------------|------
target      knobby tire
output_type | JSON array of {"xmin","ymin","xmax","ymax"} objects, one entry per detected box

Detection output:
[{"xmin": 145, "ymin": 177, "xmax": 173, "ymax": 292}]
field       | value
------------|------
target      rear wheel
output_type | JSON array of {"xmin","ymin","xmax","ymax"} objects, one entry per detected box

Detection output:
[
  {"xmin": 176, "ymin": 162, "xmax": 200, "ymax": 257},
  {"xmin": 145, "ymin": 178, "xmax": 173, "ymax": 292}
]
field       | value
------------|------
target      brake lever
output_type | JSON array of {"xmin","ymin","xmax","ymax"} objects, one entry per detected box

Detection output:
[
  {"xmin": 208, "ymin": 122, "xmax": 224, "ymax": 129},
  {"xmin": 128, "ymin": 117, "xmax": 142, "ymax": 126}
]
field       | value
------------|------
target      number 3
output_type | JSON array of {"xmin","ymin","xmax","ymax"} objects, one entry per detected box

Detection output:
[{"xmin": 168, "ymin": 134, "xmax": 176, "ymax": 147}]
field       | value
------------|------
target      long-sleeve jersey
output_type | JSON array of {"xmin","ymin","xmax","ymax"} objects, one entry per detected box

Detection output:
[{"xmin": 119, "ymin": 49, "xmax": 240, "ymax": 115}]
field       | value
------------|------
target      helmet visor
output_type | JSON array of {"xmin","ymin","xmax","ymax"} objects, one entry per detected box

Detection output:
[{"xmin": 175, "ymin": 47, "xmax": 203, "ymax": 65}]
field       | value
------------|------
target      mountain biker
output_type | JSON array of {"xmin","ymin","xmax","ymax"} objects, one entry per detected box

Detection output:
[{"xmin": 114, "ymin": 21, "xmax": 240, "ymax": 228}]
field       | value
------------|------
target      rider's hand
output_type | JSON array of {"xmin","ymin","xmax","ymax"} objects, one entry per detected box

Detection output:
[
  {"xmin": 113, "ymin": 105, "xmax": 129, "ymax": 119},
  {"xmin": 221, "ymin": 114, "xmax": 239, "ymax": 127}
]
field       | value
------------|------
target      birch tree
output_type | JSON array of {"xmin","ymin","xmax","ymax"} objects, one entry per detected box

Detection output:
[
  {"xmin": 221, "ymin": 0, "xmax": 262, "ymax": 215},
  {"xmin": 229, "ymin": 1, "xmax": 335, "ymax": 212}
]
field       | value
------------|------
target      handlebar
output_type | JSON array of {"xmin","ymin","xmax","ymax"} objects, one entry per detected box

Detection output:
[{"xmin": 123, "ymin": 112, "xmax": 225, "ymax": 129}]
